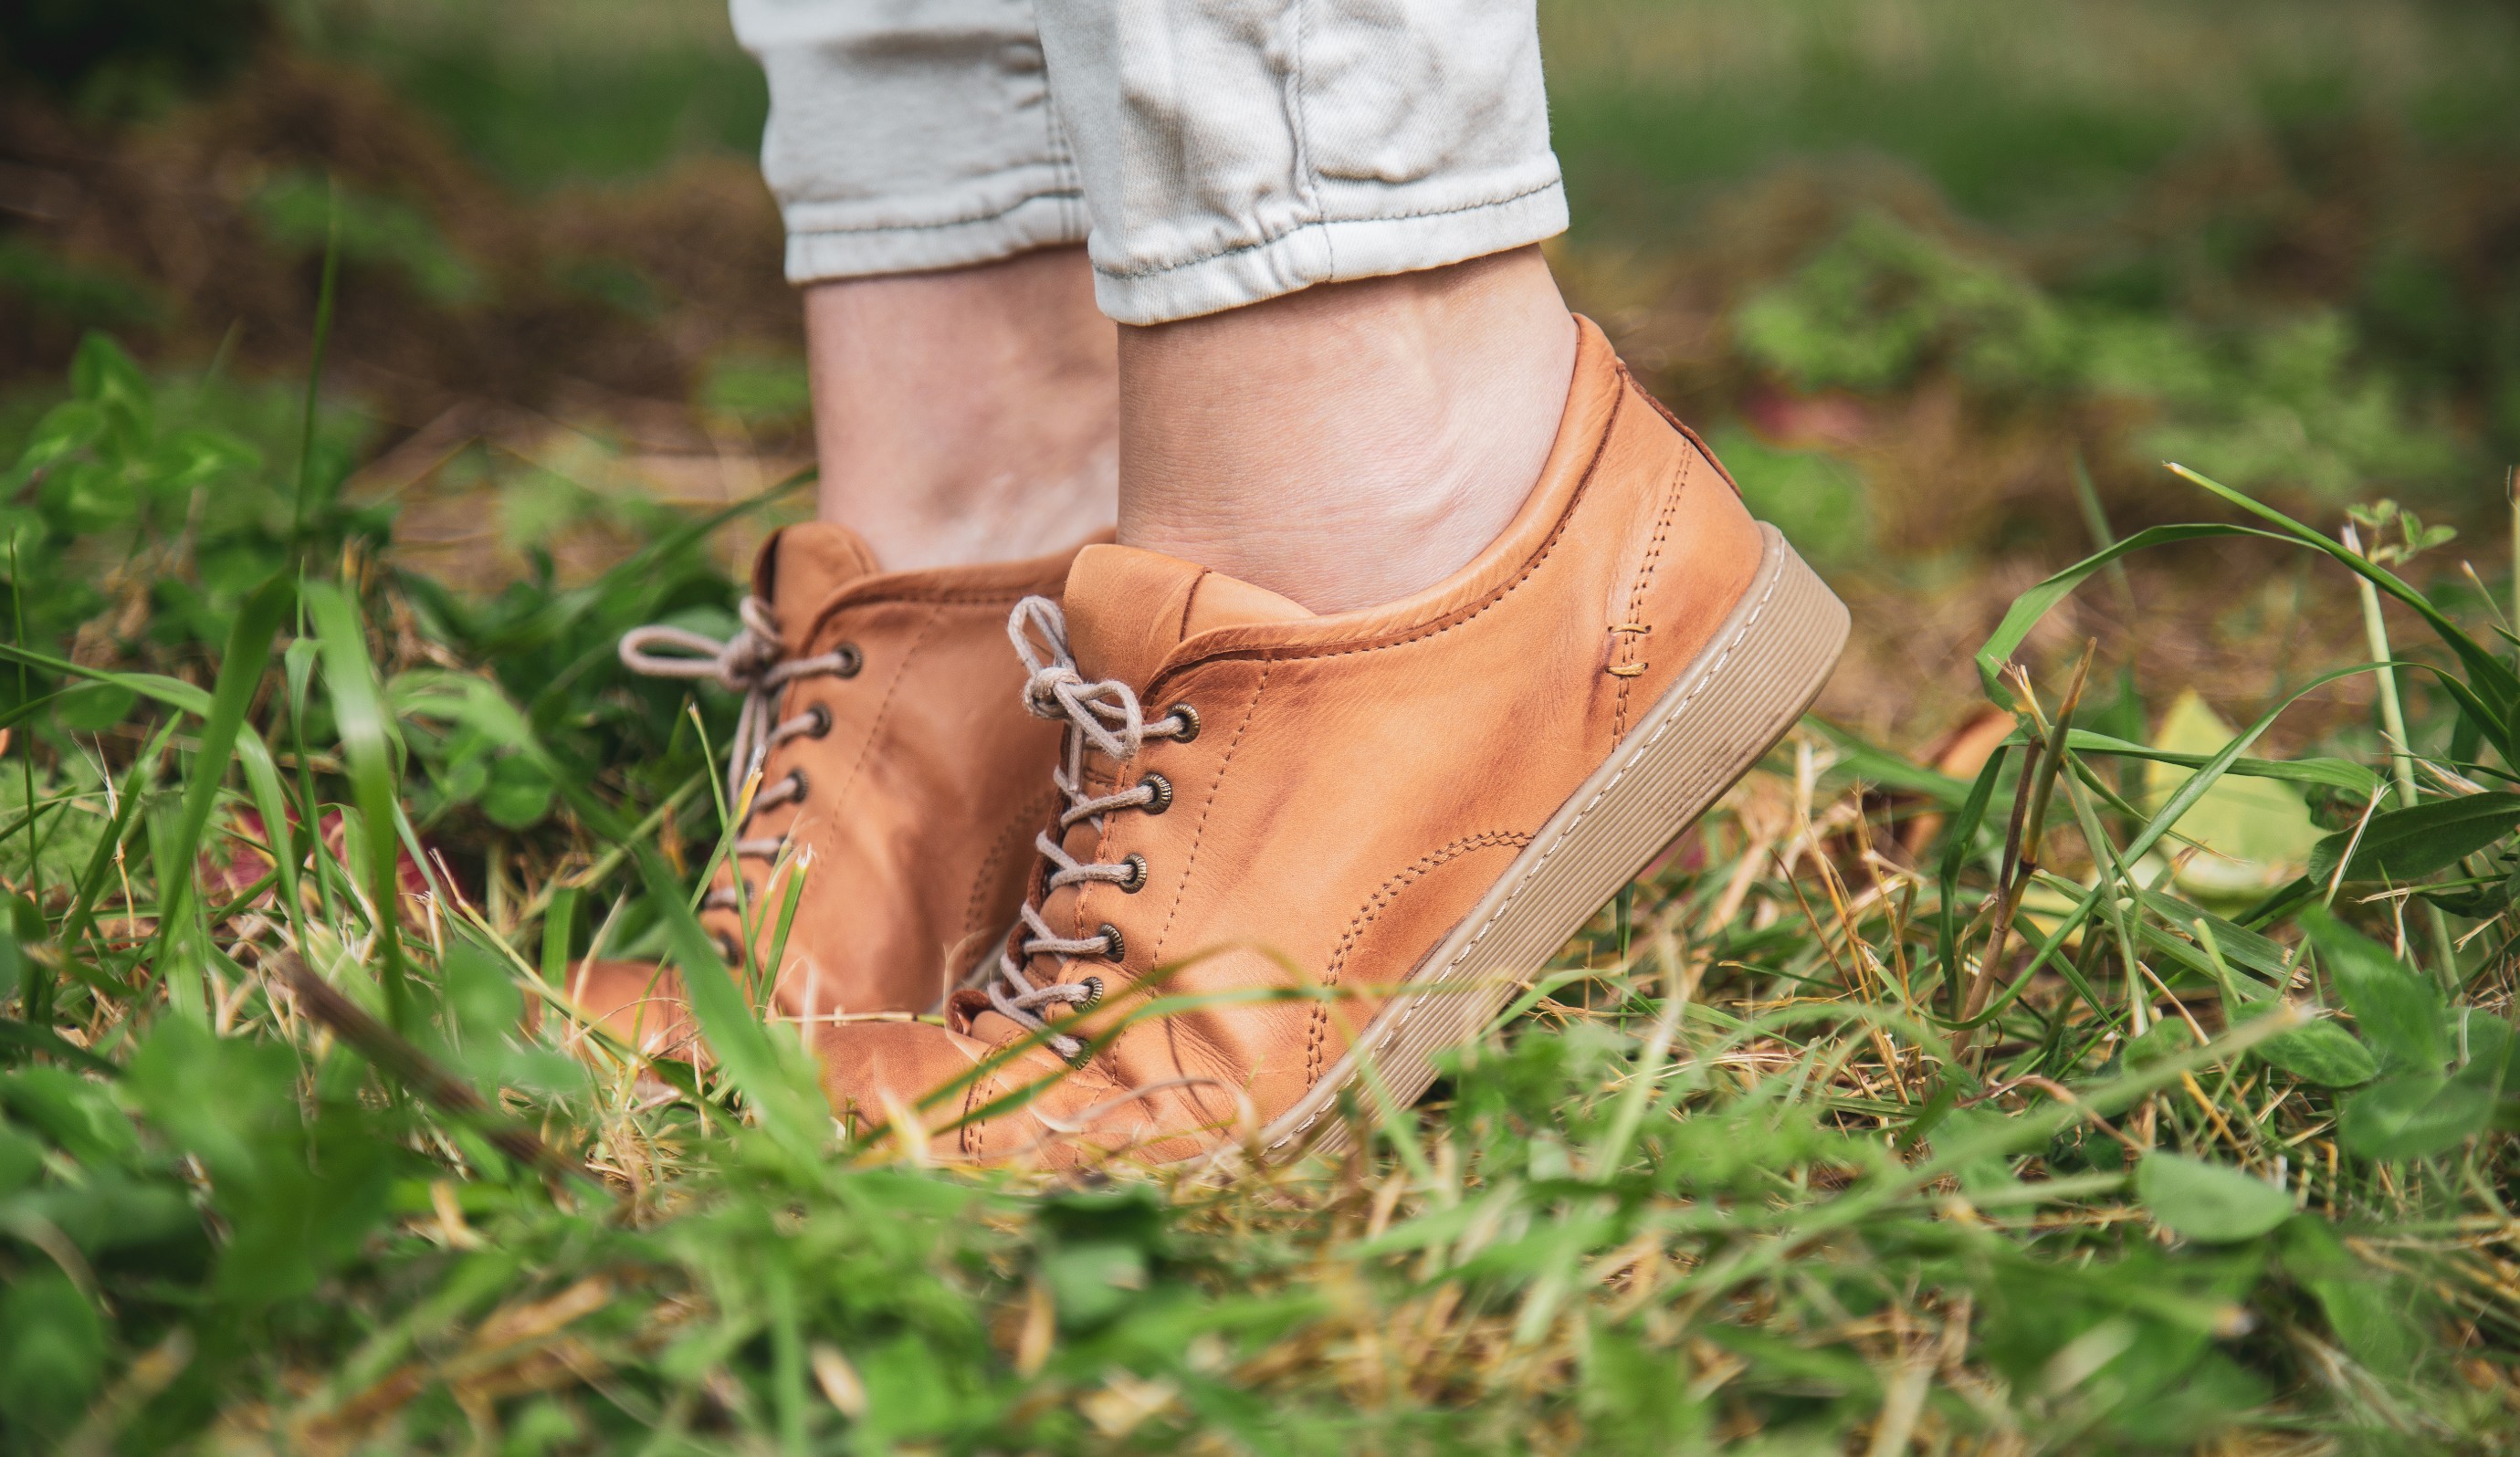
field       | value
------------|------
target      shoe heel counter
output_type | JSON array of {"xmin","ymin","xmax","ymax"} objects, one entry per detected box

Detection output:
[{"xmin": 1599, "ymin": 371, "xmax": 1765, "ymax": 741}]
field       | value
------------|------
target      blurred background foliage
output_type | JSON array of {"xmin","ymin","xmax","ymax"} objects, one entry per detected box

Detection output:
[{"xmin": 2, "ymin": 0, "xmax": 2513, "ymax": 637}]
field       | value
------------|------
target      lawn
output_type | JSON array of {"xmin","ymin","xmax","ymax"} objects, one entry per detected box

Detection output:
[{"xmin": 0, "ymin": 2, "xmax": 2517, "ymax": 1452}]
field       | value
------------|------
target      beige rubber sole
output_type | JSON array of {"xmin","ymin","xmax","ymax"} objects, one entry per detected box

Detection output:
[{"xmin": 1248, "ymin": 524, "xmax": 1849, "ymax": 1167}]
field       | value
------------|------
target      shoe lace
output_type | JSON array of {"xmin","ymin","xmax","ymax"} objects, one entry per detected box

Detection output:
[
  {"xmin": 618, "ymin": 599, "xmax": 858, "ymax": 905},
  {"xmin": 985, "ymin": 596, "xmax": 1194, "ymax": 1062}
]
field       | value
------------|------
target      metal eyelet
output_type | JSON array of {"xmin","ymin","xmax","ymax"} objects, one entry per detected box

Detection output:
[
  {"xmin": 714, "ymin": 932, "xmax": 743, "ymax": 964},
  {"xmin": 1118, "ymin": 853, "xmax": 1148, "ymax": 893},
  {"xmin": 804, "ymin": 703, "xmax": 833, "ymax": 738},
  {"xmin": 1097, "ymin": 923, "xmax": 1126, "ymax": 962},
  {"xmin": 1167, "ymin": 702, "xmax": 1201, "ymax": 742},
  {"xmin": 1076, "ymin": 975, "xmax": 1105, "ymax": 1009},
  {"xmin": 785, "ymin": 767, "xmax": 810, "ymax": 803},
  {"xmin": 1139, "ymin": 772, "xmax": 1171, "ymax": 815},
  {"xmin": 835, "ymin": 643, "xmax": 864, "ymax": 678}
]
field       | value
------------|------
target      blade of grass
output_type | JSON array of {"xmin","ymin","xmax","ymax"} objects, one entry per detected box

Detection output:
[
  {"xmin": 12, "ymin": 541, "xmax": 37, "ymax": 912},
  {"xmin": 1956, "ymin": 663, "xmax": 2381, "ymax": 1029},
  {"xmin": 305, "ymin": 581, "xmax": 410, "ymax": 1030},
  {"xmin": 59, "ymin": 718, "xmax": 179, "ymax": 961},
  {"xmin": 146, "ymin": 574, "xmax": 293, "ymax": 1014},
  {"xmin": 1975, "ymin": 523, "xmax": 2276, "ymax": 704}
]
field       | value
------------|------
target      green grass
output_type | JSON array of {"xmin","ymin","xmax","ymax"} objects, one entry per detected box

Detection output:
[
  {"xmin": 0, "ymin": 330, "xmax": 2516, "ymax": 1452},
  {"xmin": 2, "ymin": 2, "xmax": 2517, "ymax": 1449}
]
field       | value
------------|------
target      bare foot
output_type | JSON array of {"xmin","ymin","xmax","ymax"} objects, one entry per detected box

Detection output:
[
  {"xmin": 1115, "ymin": 246, "xmax": 1577, "ymax": 613},
  {"xmin": 805, "ymin": 246, "xmax": 1118, "ymax": 570}
]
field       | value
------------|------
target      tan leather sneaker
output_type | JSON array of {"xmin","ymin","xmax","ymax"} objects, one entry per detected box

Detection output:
[
  {"xmin": 815, "ymin": 320, "xmax": 1850, "ymax": 1169},
  {"xmin": 562, "ymin": 523, "xmax": 1075, "ymax": 1060}
]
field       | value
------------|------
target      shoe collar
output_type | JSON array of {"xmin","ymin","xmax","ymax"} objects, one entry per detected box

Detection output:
[
  {"xmin": 1055, "ymin": 314, "xmax": 1630, "ymax": 696},
  {"xmin": 753, "ymin": 522, "xmax": 1102, "ymax": 654}
]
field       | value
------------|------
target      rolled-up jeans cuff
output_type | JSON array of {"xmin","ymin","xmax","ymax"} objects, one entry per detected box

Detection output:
[
  {"xmin": 782, "ymin": 187, "xmax": 1089, "ymax": 284},
  {"xmin": 1090, "ymin": 181, "xmax": 1568, "ymax": 325}
]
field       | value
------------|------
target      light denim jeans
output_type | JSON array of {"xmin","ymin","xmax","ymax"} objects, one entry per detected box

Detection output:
[{"xmin": 730, "ymin": 0, "xmax": 1568, "ymax": 324}]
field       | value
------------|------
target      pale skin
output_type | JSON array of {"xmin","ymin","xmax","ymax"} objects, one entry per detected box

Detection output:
[{"xmin": 803, "ymin": 243, "xmax": 1577, "ymax": 614}]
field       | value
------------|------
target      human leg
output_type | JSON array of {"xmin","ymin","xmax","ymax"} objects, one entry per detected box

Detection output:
[
  {"xmin": 805, "ymin": 249, "xmax": 1115, "ymax": 571},
  {"xmin": 740, "ymin": 0, "xmax": 1117, "ymax": 565},
  {"xmin": 1034, "ymin": 0, "xmax": 1573, "ymax": 611},
  {"xmin": 1116, "ymin": 246, "xmax": 1570, "ymax": 613}
]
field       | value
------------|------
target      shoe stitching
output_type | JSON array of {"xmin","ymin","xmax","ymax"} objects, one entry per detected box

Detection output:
[
  {"xmin": 965, "ymin": 783, "xmax": 1064, "ymax": 945},
  {"xmin": 831, "ymin": 606, "xmax": 942, "ymax": 812},
  {"xmin": 1151, "ymin": 387, "xmax": 1628, "ymax": 684},
  {"xmin": 1620, "ymin": 368, "xmax": 1743, "ymax": 500},
  {"xmin": 1303, "ymin": 830, "xmax": 1533, "ymax": 1088},
  {"xmin": 1268, "ymin": 541, "xmax": 1788, "ymax": 1151},
  {"xmin": 961, "ymin": 1066, "xmax": 1001, "ymax": 1160},
  {"xmin": 803, "ymin": 583, "xmax": 1061, "ymax": 650},
  {"xmin": 1611, "ymin": 452, "xmax": 1692, "ymax": 740},
  {"xmin": 1145, "ymin": 666, "xmax": 1269, "ymax": 970}
]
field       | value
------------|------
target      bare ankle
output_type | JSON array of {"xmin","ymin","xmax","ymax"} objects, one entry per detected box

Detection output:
[
  {"xmin": 807, "ymin": 248, "xmax": 1118, "ymax": 571},
  {"xmin": 1115, "ymin": 247, "xmax": 1577, "ymax": 613}
]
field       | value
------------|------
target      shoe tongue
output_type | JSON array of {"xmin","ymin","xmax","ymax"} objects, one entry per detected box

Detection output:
[
  {"xmin": 755, "ymin": 522, "xmax": 882, "ymax": 647},
  {"xmin": 1060, "ymin": 545, "xmax": 1311, "ymax": 688}
]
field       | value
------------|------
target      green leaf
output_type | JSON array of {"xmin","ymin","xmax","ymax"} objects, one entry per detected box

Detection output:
[
  {"xmin": 2339, "ymin": 1072, "xmax": 2494, "ymax": 1159},
  {"xmin": 2462, "ymin": 1012, "xmax": 2519, "ymax": 1096},
  {"xmin": 1969, "ymin": 665, "xmax": 2376, "ymax": 1026},
  {"xmin": 0, "ymin": 1064, "xmax": 141, "ymax": 1165},
  {"xmin": 11, "ymin": 400, "xmax": 102, "ymax": 476},
  {"xmin": 2142, "ymin": 690, "xmax": 2321, "ymax": 902},
  {"xmin": 54, "ymin": 679, "xmax": 135, "ymax": 731},
  {"xmin": 2137, "ymin": 1151, "xmax": 2294, "ymax": 1242},
  {"xmin": 165, "ymin": 577, "xmax": 292, "ymax": 878},
  {"xmin": 0, "ymin": 1019, "xmax": 120, "ymax": 1078},
  {"xmin": 2252, "ymin": 1021, "xmax": 2378, "ymax": 1087},
  {"xmin": 38, "ymin": 457, "xmax": 139, "ymax": 534},
  {"xmin": 0, "ymin": 1266, "xmax": 104, "ymax": 1437},
  {"xmin": 481, "ymin": 754, "xmax": 555, "ymax": 830},
  {"xmin": 2302, "ymin": 908, "xmax": 2445, "ymax": 1072},
  {"xmin": 0, "ymin": 1124, "xmax": 40, "ymax": 1194},
  {"xmin": 442, "ymin": 937, "xmax": 524, "ymax": 1048},
  {"xmin": 2281, "ymin": 1219, "xmax": 2421, "ymax": 1378},
  {"xmin": 2307, "ymin": 792, "xmax": 2520, "ymax": 886},
  {"xmin": 69, "ymin": 331, "xmax": 150, "ymax": 426}
]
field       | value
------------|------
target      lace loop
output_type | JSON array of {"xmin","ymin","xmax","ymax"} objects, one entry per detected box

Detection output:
[
  {"xmin": 983, "ymin": 596, "xmax": 1193, "ymax": 1061},
  {"xmin": 619, "ymin": 598, "xmax": 856, "ymax": 881}
]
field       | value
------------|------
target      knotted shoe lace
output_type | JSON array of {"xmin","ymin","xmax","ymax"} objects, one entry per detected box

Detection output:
[{"xmin": 969, "ymin": 597, "xmax": 1201, "ymax": 1063}]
